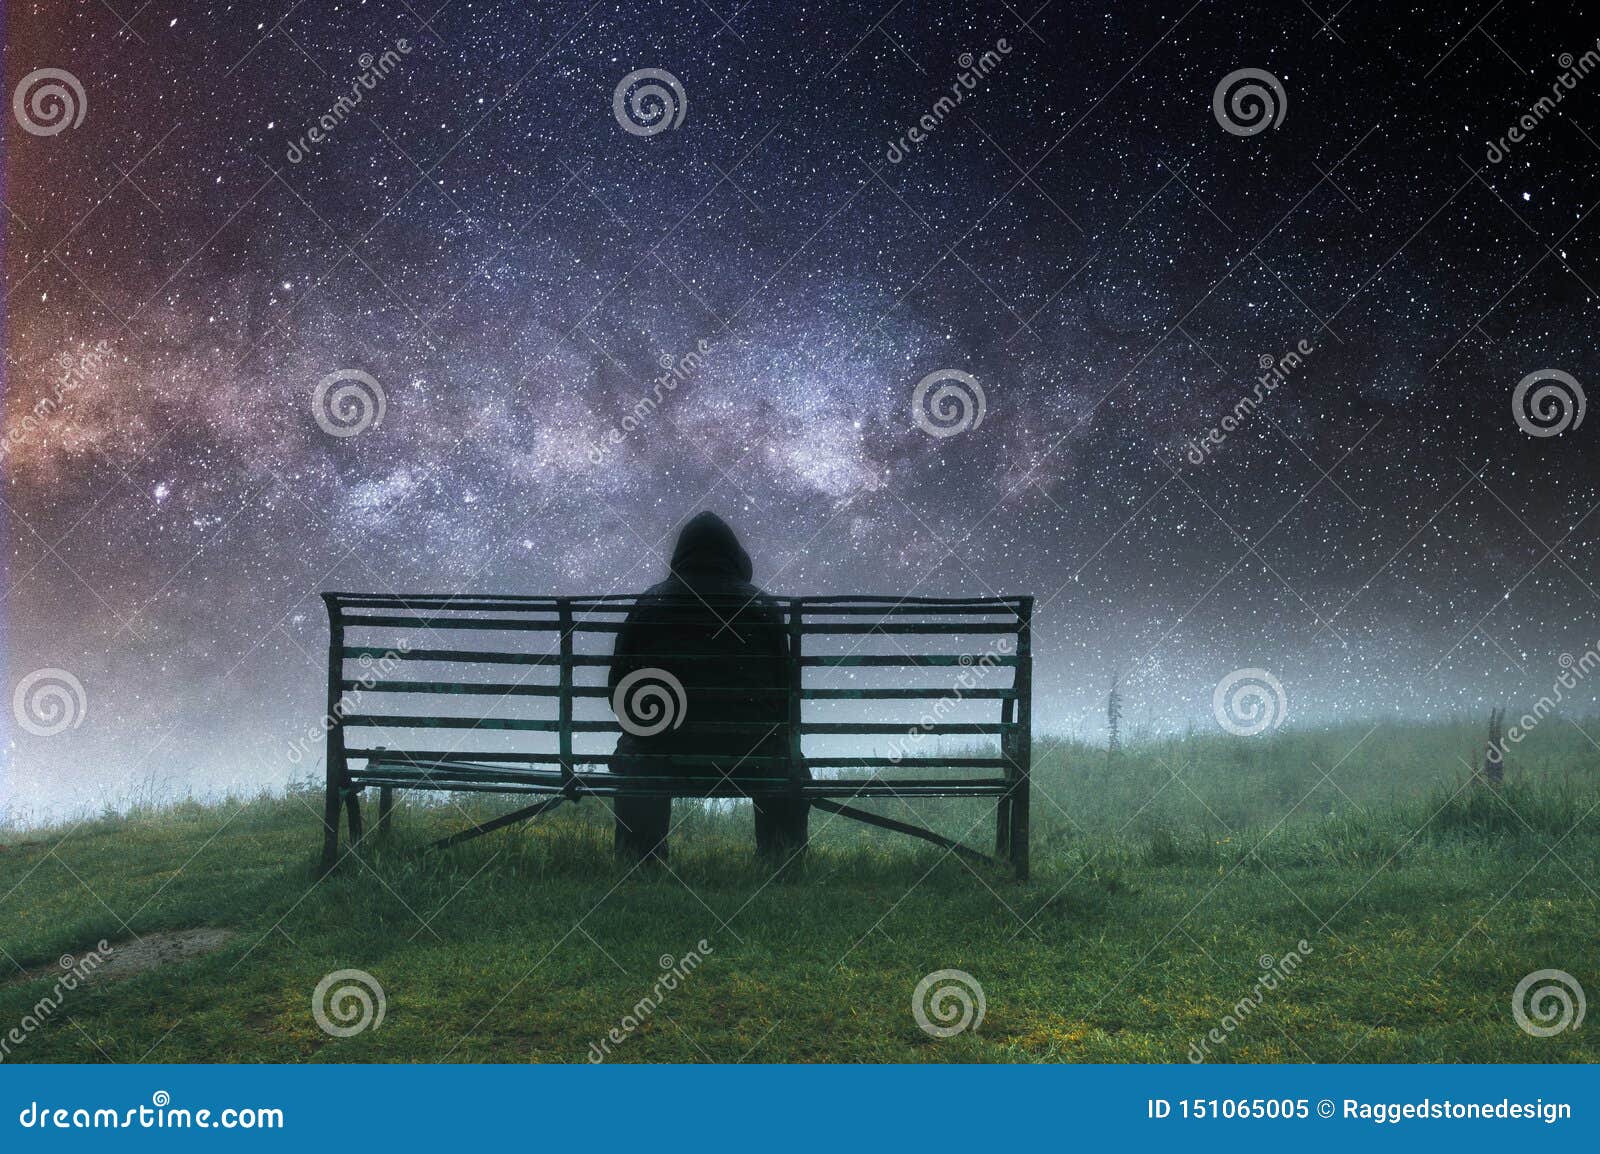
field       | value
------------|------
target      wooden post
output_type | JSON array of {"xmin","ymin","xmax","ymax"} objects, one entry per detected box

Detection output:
[
  {"xmin": 559, "ymin": 601, "xmax": 576, "ymax": 798},
  {"xmin": 996, "ymin": 694, "xmax": 1015, "ymax": 858},
  {"xmin": 786, "ymin": 599, "xmax": 805, "ymax": 788},
  {"xmin": 1011, "ymin": 598, "xmax": 1033, "ymax": 880},
  {"xmin": 377, "ymin": 786, "xmax": 394, "ymax": 837},
  {"xmin": 320, "ymin": 594, "xmax": 346, "ymax": 873},
  {"xmin": 345, "ymin": 784, "xmax": 363, "ymax": 847}
]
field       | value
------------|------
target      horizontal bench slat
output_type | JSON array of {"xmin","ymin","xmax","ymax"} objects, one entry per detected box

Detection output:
[
  {"xmin": 346, "ymin": 647, "xmax": 753, "ymax": 667},
  {"xmin": 801, "ymin": 722, "xmax": 1007, "ymax": 734},
  {"xmin": 799, "ymin": 622, "xmax": 1015, "ymax": 635},
  {"xmin": 344, "ymin": 680, "xmax": 789, "ymax": 698},
  {"xmin": 331, "ymin": 592, "xmax": 1023, "ymax": 607},
  {"xmin": 345, "ymin": 749, "xmax": 1009, "ymax": 770},
  {"xmin": 343, "ymin": 715, "xmax": 1006, "ymax": 736},
  {"xmin": 343, "ymin": 715, "xmax": 792, "ymax": 733},
  {"xmin": 348, "ymin": 776, "xmax": 1010, "ymax": 799},
  {"xmin": 802, "ymin": 687, "xmax": 1015, "ymax": 699},
  {"xmin": 802, "ymin": 655, "xmax": 1018, "ymax": 667}
]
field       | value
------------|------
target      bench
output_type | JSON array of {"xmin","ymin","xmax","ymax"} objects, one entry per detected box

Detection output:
[{"xmin": 317, "ymin": 593, "xmax": 1034, "ymax": 877}]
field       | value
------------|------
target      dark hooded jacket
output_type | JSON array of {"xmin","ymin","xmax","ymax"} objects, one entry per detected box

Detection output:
[{"xmin": 608, "ymin": 512, "xmax": 793, "ymax": 778}]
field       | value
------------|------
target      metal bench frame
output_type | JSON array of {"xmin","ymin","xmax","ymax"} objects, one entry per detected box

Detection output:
[{"xmin": 318, "ymin": 593, "xmax": 1033, "ymax": 877}]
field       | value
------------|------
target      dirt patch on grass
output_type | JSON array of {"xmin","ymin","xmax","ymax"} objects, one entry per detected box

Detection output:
[{"xmin": 13, "ymin": 928, "xmax": 235, "ymax": 985}]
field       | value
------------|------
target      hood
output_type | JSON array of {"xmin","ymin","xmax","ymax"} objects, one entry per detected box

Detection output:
[{"xmin": 669, "ymin": 511, "xmax": 753, "ymax": 582}]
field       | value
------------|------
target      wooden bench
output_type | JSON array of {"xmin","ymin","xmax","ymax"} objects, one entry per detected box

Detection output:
[{"xmin": 317, "ymin": 593, "xmax": 1033, "ymax": 877}]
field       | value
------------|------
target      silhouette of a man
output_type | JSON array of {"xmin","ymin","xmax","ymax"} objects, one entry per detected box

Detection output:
[{"xmin": 607, "ymin": 511, "xmax": 808, "ymax": 863}]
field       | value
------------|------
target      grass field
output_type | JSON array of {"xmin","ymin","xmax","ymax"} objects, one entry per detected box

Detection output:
[{"xmin": 2, "ymin": 719, "xmax": 1597, "ymax": 1063}]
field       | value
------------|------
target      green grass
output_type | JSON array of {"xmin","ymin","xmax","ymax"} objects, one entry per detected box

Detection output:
[{"xmin": 2, "ymin": 718, "xmax": 1597, "ymax": 1063}]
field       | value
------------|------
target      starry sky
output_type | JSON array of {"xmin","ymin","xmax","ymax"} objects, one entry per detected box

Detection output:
[{"xmin": 3, "ymin": 0, "xmax": 1599, "ymax": 818}]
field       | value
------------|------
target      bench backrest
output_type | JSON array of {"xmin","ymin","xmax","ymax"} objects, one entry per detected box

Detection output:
[{"xmin": 321, "ymin": 593, "xmax": 1032, "ymax": 797}]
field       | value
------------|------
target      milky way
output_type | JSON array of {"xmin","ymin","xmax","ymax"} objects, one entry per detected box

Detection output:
[{"xmin": 4, "ymin": 0, "xmax": 1599, "ymax": 818}]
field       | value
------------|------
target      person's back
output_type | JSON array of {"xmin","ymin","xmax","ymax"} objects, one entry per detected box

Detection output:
[{"xmin": 608, "ymin": 512, "xmax": 807, "ymax": 862}]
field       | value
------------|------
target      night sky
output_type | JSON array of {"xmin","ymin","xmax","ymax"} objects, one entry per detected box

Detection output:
[{"xmin": 4, "ymin": 0, "xmax": 1599, "ymax": 818}]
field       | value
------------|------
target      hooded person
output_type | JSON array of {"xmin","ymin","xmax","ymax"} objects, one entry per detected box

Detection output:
[{"xmin": 607, "ymin": 511, "xmax": 809, "ymax": 863}]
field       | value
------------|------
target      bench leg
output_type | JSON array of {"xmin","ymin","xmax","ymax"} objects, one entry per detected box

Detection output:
[
  {"xmin": 345, "ymin": 786, "xmax": 364, "ymax": 848},
  {"xmin": 1010, "ymin": 784, "xmax": 1030, "ymax": 880},
  {"xmin": 320, "ymin": 776, "xmax": 342, "ymax": 874},
  {"xmin": 376, "ymin": 786, "xmax": 394, "ymax": 838},
  {"xmin": 995, "ymin": 795, "xmax": 1012, "ymax": 858}
]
